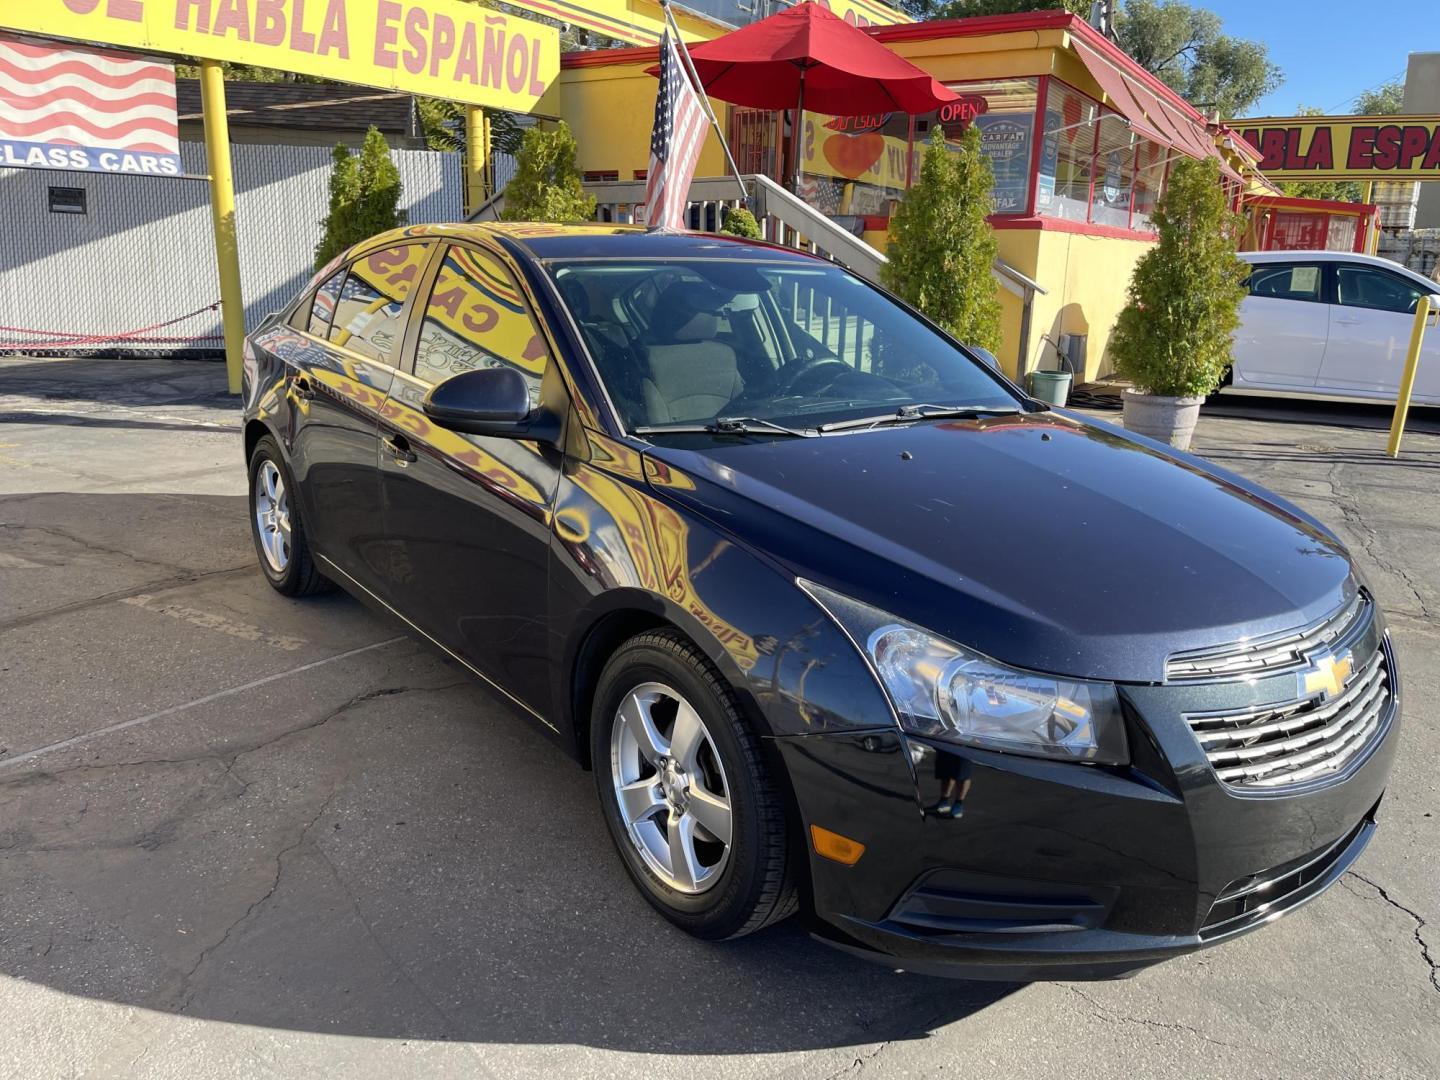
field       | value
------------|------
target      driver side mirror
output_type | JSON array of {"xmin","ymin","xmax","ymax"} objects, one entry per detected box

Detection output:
[
  {"xmin": 968, "ymin": 344, "xmax": 1002, "ymax": 371},
  {"xmin": 423, "ymin": 367, "xmax": 553, "ymax": 440}
]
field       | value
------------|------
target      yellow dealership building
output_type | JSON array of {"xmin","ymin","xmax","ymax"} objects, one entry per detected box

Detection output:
[{"xmin": 544, "ymin": 10, "xmax": 1267, "ymax": 384}]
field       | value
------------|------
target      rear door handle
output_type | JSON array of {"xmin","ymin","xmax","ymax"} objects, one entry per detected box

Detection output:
[{"xmin": 384, "ymin": 433, "xmax": 418, "ymax": 465}]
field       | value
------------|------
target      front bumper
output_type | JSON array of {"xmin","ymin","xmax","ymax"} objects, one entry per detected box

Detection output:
[{"xmin": 771, "ymin": 667, "xmax": 1398, "ymax": 980}]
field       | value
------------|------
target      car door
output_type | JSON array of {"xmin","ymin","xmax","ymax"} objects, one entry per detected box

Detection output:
[
  {"xmin": 288, "ymin": 241, "xmax": 429, "ymax": 590},
  {"xmin": 378, "ymin": 242, "xmax": 568, "ymax": 713},
  {"xmin": 1231, "ymin": 261, "xmax": 1330, "ymax": 388},
  {"xmin": 1318, "ymin": 263, "xmax": 1440, "ymax": 402}
]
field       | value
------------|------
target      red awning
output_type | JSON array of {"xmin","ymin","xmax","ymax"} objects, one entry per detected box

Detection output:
[
  {"xmin": 1070, "ymin": 39, "xmax": 1168, "ymax": 148},
  {"xmin": 1070, "ymin": 38, "xmax": 1241, "ymax": 180}
]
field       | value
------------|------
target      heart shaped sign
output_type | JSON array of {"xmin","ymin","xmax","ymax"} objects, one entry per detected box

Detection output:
[{"xmin": 822, "ymin": 132, "xmax": 885, "ymax": 179}]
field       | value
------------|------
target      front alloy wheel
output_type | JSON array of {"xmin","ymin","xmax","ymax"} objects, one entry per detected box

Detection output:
[
  {"xmin": 611, "ymin": 681, "xmax": 733, "ymax": 894},
  {"xmin": 593, "ymin": 629, "xmax": 797, "ymax": 940}
]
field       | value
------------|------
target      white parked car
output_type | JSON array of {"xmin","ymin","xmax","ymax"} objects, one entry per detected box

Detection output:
[{"xmin": 1230, "ymin": 251, "xmax": 1440, "ymax": 406}]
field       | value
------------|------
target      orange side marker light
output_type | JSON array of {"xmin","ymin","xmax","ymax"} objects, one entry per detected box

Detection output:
[{"xmin": 811, "ymin": 824, "xmax": 865, "ymax": 866}]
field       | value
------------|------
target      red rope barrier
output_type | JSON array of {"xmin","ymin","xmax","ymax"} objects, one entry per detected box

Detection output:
[{"xmin": 0, "ymin": 302, "xmax": 225, "ymax": 351}]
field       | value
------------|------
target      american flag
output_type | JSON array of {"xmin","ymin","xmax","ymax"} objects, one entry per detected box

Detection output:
[
  {"xmin": 643, "ymin": 30, "xmax": 708, "ymax": 232},
  {"xmin": 0, "ymin": 32, "xmax": 179, "ymax": 175}
]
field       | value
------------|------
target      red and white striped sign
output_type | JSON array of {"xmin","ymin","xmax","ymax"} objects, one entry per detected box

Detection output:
[{"xmin": 0, "ymin": 31, "xmax": 181, "ymax": 176}]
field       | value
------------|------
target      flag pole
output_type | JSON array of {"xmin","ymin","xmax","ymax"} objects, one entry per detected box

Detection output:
[{"xmin": 662, "ymin": 1, "xmax": 749, "ymax": 201}]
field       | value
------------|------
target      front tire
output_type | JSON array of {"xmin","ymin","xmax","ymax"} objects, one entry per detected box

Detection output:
[
  {"xmin": 592, "ymin": 629, "xmax": 797, "ymax": 940},
  {"xmin": 248, "ymin": 435, "xmax": 331, "ymax": 597}
]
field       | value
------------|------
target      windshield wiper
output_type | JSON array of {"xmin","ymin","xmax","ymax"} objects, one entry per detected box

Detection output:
[
  {"xmin": 817, "ymin": 402, "xmax": 1022, "ymax": 433},
  {"xmin": 634, "ymin": 416, "xmax": 816, "ymax": 438}
]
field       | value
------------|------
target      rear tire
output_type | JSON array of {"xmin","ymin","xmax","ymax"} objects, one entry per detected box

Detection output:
[
  {"xmin": 592, "ymin": 629, "xmax": 797, "ymax": 940},
  {"xmin": 248, "ymin": 435, "xmax": 332, "ymax": 597}
]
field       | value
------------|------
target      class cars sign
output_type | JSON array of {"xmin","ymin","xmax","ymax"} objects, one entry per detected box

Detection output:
[
  {"xmin": 0, "ymin": 0, "xmax": 558, "ymax": 113},
  {"xmin": 0, "ymin": 31, "xmax": 182, "ymax": 175},
  {"xmin": 1237, "ymin": 116, "xmax": 1440, "ymax": 181}
]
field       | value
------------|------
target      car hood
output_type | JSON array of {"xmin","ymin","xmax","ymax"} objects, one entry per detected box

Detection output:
[{"xmin": 641, "ymin": 410, "xmax": 1355, "ymax": 683}]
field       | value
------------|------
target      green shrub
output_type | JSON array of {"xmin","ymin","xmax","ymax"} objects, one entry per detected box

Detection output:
[
  {"xmin": 1110, "ymin": 157, "xmax": 1249, "ymax": 397},
  {"xmin": 314, "ymin": 127, "xmax": 404, "ymax": 270},
  {"xmin": 501, "ymin": 121, "xmax": 596, "ymax": 224},
  {"xmin": 880, "ymin": 126, "xmax": 1001, "ymax": 352},
  {"xmin": 720, "ymin": 207, "xmax": 762, "ymax": 239}
]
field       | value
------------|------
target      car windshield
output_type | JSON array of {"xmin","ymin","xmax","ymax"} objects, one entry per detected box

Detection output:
[{"xmin": 548, "ymin": 258, "xmax": 1019, "ymax": 432}]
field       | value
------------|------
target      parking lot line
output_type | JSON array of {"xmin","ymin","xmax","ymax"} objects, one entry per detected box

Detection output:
[{"xmin": 0, "ymin": 635, "xmax": 405, "ymax": 773}]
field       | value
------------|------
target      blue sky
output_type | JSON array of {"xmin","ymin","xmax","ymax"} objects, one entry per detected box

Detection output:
[{"xmin": 1200, "ymin": 0, "xmax": 1436, "ymax": 118}]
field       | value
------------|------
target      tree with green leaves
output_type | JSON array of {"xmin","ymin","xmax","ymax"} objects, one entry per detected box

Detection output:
[
  {"xmin": 1110, "ymin": 157, "xmax": 1248, "ymax": 397},
  {"xmin": 881, "ymin": 126, "xmax": 1002, "ymax": 352},
  {"xmin": 924, "ymin": 0, "xmax": 1087, "ymax": 16},
  {"xmin": 314, "ymin": 127, "xmax": 405, "ymax": 270},
  {"xmin": 502, "ymin": 121, "xmax": 596, "ymax": 224},
  {"xmin": 1115, "ymin": 0, "xmax": 1281, "ymax": 118},
  {"xmin": 1354, "ymin": 82, "xmax": 1405, "ymax": 116}
]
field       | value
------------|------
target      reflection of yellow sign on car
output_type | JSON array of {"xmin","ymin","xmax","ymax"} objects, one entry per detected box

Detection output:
[{"xmin": 415, "ymin": 246, "xmax": 547, "ymax": 392}]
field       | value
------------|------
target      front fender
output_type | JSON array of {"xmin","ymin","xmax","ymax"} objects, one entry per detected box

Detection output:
[{"xmin": 548, "ymin": 429, "xmax": 895, "ymax": 753}]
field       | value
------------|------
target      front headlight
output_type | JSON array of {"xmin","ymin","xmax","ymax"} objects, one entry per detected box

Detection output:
[{"xmin": 801, "ymin": 581, "xmax": 1128, "ymax": 765}]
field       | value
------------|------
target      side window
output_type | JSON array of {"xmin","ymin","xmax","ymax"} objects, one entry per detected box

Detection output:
[
  {"xmin": 1248, "ymin": 264, "xmax": 1323, "ymax": 303},
  {"xmin": 328, "ymin": 244, "xmax": 427, "ymax": 365},
  {"xmin": 412, "ymin": 245, "xmax": 548, "ymax": 405},
  {"xmin": 303, "ymin": 267, "xmax": 346, "ymax": 336},
  {"xmin": 1335, "ymin": 266, "xmax": 1424, "ymax": 314}
]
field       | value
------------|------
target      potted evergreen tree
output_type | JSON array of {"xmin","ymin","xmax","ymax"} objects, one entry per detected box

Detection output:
[
  {"xmin": 1110, "ymin": 157, "xmax": 1248, "ymax": 450},
  {"xmin": 881, "ymin": 126, "xmax": 1002, "ymax": 355}
]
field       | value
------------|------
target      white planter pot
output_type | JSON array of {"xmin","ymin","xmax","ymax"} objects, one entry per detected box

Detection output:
[{"xmin": 1121, "ymin": 389, "xmax": 1204, "ymax": 451}]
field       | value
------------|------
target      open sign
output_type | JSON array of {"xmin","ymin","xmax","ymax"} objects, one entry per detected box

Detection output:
[{"xmin": 938, "ymin": 95, "xmax": 989, "ymax": 124}]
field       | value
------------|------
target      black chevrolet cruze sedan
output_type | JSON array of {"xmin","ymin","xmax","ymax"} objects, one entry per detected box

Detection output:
[{"xmin": 242, "ymin": 223, "xmax": 1398, "ymax": 980}]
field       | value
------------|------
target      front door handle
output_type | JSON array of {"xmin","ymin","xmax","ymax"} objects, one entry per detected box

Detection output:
[{"xmin": 384, "ymin": 433, "xmax": 418, "ymax": 465}]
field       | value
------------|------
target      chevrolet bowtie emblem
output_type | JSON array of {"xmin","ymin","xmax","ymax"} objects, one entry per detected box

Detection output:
[{"xmin": 1300, "ymin": 649, "xmax": 1354, "ymax": 701}]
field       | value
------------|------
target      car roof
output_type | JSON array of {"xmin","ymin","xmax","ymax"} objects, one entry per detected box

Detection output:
[{"xmin": 359, "ymin": 221, "xmax": 823, "ymax": 264}]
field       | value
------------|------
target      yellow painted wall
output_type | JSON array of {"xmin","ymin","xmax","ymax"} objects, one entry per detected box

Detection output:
[
  {"xmin": 1021, "ymin": 229, "xmax": 1151, "ymax": 382},
  {"xmin": 549, "ymin": 60, "xmax": 729, "ymax": 180},
  {"xmin": 866, "ymin": 225, "xmax": 1153, "ymax": 383}
]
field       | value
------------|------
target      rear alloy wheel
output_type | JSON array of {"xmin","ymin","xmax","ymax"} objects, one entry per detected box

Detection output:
[
  {"xmin": 593, "ymin": 630, "xmax": 797, "ymax": 939},
  {"xmin": 248, "ymin": 435, "xmax": 332, "ymax": 597}
]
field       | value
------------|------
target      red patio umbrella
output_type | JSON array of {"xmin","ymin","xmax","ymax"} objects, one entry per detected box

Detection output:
[{"xmin": 655, "ymin": 2, "xmax": 957, "ymax": 188}]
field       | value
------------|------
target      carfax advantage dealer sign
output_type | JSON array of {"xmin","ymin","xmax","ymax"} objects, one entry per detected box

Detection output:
[{"xmin": 0, "ymin": 0, "xmax": 559, "ymax": 114}]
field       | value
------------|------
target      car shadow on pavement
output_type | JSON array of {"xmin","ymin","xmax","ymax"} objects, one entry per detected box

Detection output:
[{"xmin": 0, "ymin": 491, "xmax": 1017, "ymax": 1055}]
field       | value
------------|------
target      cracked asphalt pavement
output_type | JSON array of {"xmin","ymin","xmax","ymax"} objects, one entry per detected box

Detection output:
[{"xmin": 0, "ymin": 356, "xmax": 1436, "ymax": 1079}]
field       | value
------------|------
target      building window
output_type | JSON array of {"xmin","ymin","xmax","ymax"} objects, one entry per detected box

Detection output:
[
  {"xmin": 916, "ymin": 77, "xmax": 1039, "ymax": 215},
  {"xmin": 583, "ymin": 170, "xmax": 619, "ymax": 182},
  {"xmin": 797, "ymin": 108, "xmax": 913, "ymax": 218},
  {"xmin": 1038, "ymin": 81, "xmax": 1099, "ymax": 223},
  {"xmin": 1091, "ymin": 114, "xmax": 1137, "ymax": 228},
  {"xmin": 48, "ymin": 186, "xmax": 86, "ymax": 215},
  {"xmin": 1131, "ymin": 140, "xmax": 1168, "ymax": 230}
]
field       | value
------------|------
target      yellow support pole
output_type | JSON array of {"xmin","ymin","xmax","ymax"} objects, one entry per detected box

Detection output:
[
  {"xmin": 199, "ymin": 60, "xmax": 246, "ymax": 395},
  {"xmin": 464, "ymin": 105, "xmax": 491, "ymax": 216},
  {"xmin": 1385, "ymin": 295, "xmax": 1435, "ymax": 458}
]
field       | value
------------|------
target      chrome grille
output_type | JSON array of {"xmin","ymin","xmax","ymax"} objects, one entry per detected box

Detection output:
[
  {"xmin": 1165, "ymin": 592, "xmax": 1368, "ymax": 683},
  {"xmin": 1186, "ymin": 646, "xmax": 1391, "ymax": 790}
]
